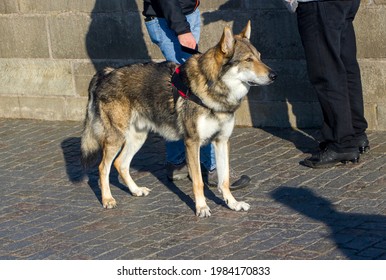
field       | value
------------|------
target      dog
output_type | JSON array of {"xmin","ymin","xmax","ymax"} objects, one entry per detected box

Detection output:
[{"xmin": 81, "ymin": 21, "xmax": 276, "ymax": 217}]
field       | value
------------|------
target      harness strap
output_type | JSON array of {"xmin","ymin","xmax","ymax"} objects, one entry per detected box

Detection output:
[
  {"xmin": 171, "ymin": 66, "xmax": 236, "ymax": 114},
  {"xmin": 171, "ymin": 66, "xmax": 210, "ymax": 110}
]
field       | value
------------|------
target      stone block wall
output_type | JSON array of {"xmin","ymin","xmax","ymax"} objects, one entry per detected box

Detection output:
[{"xmin": 0, "ymin": 0, "xmax": 385, "ymax": 130}]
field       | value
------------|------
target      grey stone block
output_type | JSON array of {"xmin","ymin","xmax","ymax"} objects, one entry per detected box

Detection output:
[
  {"xmin": 374, "ymin": 0, "xmax": 386, "ymax": 5},
  {"xmin": 0, "ymin": 16, "xmax": 49, "ymax": 58},
  {"xmin": 0, "ymin": 96, "xmax": 21, "ymax": 118},
  {"xmin": 245, "ymin": 0, "xmax": 288, "ymax": 9},
  {"xmin": 73, "ymin": 61, "xmax": 96, "ymax": 97},
  {"xmin": 0, "ymin": 59, "xmax": 75, "ymax": 96},
  {"xmin": 49, "ymin": 13, "xmax": 150, "ymax": 59},
  {"xmin": 360, "ymin": 60, "xmax": 386, "ymax": 103},
  {"xmin": 364, "ymin": 103, "xmax": 378, "ymax": 130},
  {"xmin": 0, "ymin": 0, "xmax": 19, "ymax": 14},
  {"xmin": 74, "ymin": 75, "xmax": 92, "ymax": 98},
  {"xmin": 377, "ymin": 103, "xmax": 386, "ymax": 130},
  {"xmin": 355, "ymin": 7, "xmax": 386, "ymax": 59},
  {"xmin": 200, "ymin": 0, "xmax": 243, "ymax": 10},
  {"xmin": 18, "ymin": 0, "xmax": 140, "ymax": 13},
  {"xmin": 18, "ymin": 96, "xmax": 67, "ymax": 120},
  {"xmin": 65, "ymin": 97, "xmax": 88, "ymax": 121}
]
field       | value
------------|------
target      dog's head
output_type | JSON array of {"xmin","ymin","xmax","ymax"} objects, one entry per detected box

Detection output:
[{"xmin": 216, "ymin": 21, "xmax": 277, "ymax": 87}]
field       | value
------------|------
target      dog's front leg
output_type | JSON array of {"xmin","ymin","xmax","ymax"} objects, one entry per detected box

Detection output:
[
  {"xmin": 185, "ymin": 138, "xmax": 211, "ymax": 217},
  {"xmin": 213, "ymin": 139, "xmax": 250, "ymax": 212}
]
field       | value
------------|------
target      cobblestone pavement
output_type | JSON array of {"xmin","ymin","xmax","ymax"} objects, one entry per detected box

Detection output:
[{"xmin": 0, "ymin": 119, "xmax": 385, "ymax": 260}]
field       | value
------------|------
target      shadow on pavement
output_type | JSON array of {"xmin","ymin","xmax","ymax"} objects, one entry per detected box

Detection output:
[
  {"xmin": 61, "ymin": 134, "xmax": 225, "ymax": 215},
  {"xmin": 271, "ymin": 186, "xmax": 386, "ymax": 259}
]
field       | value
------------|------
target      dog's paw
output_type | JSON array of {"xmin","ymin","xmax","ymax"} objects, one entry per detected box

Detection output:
[
  {"xmin": 102, "ymin": 197, "xmax": 117, "ymax": 209},
  {"xmin": 196, "ymin": 205, "xmax": 211, "ymax": 218},
  {"xmin": 132, "ymin": 187, "xmax": 150, "ymax": 197},
  {"xmin": 227, "ymin": 201, "xmax": 250, "ymax": 212}
]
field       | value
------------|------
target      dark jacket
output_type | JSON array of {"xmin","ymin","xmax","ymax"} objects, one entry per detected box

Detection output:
[{"xmin": 143, "ymin": 0, "xmax": 200, "ymax": 35}]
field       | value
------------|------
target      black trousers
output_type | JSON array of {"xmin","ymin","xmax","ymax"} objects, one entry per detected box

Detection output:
[{"xmin": 297, "ymin": 0, "xmax": 368, "ymax": 152}]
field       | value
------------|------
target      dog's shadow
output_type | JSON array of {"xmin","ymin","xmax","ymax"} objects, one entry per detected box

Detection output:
[{"xmin": 61, "ymin": 134, "xmax": 223, "ymax": 214}]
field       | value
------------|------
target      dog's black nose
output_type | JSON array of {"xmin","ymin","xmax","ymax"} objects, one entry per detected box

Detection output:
[{"xmin": 269, "ymin": 71, "xmax": 278, "ymax": 81}]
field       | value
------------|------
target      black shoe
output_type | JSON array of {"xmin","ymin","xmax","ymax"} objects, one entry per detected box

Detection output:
[
  {"xmin": 303, "ymin": 147, "xmax": 360, "ymax": 169},
  {"xmin": 357, "ymin": 138, "xmax": 370, "ymax": 154},
  {"xmin": 319, "ymin": 137, "xmax": 370, "ymax": 155},
  {"xmin": 206, "ymin": 168, "xmax": 251, "ymax": 190}
]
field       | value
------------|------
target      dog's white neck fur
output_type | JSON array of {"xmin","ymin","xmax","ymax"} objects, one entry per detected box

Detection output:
[{"xmin": 221, "ymin": 66, "xmax": 250, "ymax": 103}]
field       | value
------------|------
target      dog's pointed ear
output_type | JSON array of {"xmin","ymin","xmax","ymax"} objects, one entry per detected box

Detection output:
[
  {"xmin": 220, "ymin": 26, "xmax": 235, "ymax": 55},
  {"xmin": 239, "ymin": 20, "xmax": 251, "ymax": 40}
]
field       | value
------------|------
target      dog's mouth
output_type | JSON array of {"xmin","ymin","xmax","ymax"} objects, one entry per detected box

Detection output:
[
  {"xmin": 247, "ymin": 78, "xmax": 275, "ymax": 86},
  {"xmin": 247, "ymin": 81, "xmax": 259, "ymax": 86}
]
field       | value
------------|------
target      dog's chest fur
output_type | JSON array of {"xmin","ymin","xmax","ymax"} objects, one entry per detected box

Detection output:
[{"xmin": 196, "ymin": 112, "xmax": 235, "ymax": 144}]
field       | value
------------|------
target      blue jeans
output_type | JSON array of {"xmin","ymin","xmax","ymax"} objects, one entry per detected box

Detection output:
[{"xmin": 145, "ymin": 9, "xmax": 216, "ymax": 171}]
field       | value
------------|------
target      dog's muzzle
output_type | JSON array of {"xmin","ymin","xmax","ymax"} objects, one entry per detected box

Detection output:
[{"xmin": 247, "ymin": 71, "xmax": 277, "ymax": 86}]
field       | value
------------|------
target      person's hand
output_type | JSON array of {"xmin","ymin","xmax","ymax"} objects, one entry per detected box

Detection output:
[
  {"xmin": 177, "ymin": 32, "xmax": 197, "ymax": 49},
  {"xmin": 283, "ymin": 0, "xmax": 298, "ymax": 13}
]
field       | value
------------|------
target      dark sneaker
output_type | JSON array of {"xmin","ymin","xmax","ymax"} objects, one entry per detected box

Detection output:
[
  {"xmin": 303, "ymin": 147, "xmax": 360, "ymax": 169},
  {"xmin": 207, "ymin": 168, "xmax": 250, "ymax": 190},
  {"xmin": 166, "ymin": 162, "xmax": 189, "ymax": 181}
]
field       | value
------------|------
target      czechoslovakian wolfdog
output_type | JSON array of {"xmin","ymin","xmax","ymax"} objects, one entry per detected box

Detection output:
[{"xmin": 81, "ymin": 21, "xmax": 276, "ymax": 217}]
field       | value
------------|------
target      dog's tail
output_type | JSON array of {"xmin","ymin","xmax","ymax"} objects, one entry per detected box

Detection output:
[{"xmin": 80, "ymin": 67, "xmax": 114, "ymax": 168}]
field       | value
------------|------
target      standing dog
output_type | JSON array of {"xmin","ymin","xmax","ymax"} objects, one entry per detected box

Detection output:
[{"xmin": 81, "ymin": 21, "xmax": 276, "ymax": 217}]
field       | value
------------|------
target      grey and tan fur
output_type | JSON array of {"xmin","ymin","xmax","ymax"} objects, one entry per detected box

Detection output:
[{"xmin": 81, "ymin": 21, "xmax": 276, "ymax": 217}]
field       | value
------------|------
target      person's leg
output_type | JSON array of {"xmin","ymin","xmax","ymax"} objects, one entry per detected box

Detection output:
[
  {"xmin": 298, "ymin": 1, "xmax": 357, "ymax": 151},
  {"xmin": 145, "ymin": 17, "xmax": 188, "ymax": 179},
  {"xmin": 297, "ymin": 1, "xmax": 360, "ymax": 167},
  {"xmin": 145, "ymin": 10, "xmax": 211, "ymax": 179},
  {"xmin": 146, "ymin": 10, "xmax": 215, "ymax": 166},
  {"xmin": 200, "ymin": 144, "xmax": 216, "ymax": 172},
  {"xmin": 340, "ymin": 0, "xmax": 369, "ymax": 151}
]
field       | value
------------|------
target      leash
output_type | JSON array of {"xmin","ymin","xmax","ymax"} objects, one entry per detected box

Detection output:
[{"xmin": 181, "ymin": 45, "xmax": 202, "ymax": 55}]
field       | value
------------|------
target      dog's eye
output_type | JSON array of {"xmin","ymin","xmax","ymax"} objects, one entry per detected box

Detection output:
[{"xmin": 246, "ymin": 57, "xmax": 254, "ymax": 62}]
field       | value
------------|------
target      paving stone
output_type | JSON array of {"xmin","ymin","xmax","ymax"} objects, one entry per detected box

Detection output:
[{"xmin": 0, "ymin": 119, "xmax": 385, "ymax": 260}]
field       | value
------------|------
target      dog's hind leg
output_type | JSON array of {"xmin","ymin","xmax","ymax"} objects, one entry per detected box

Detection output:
[
  {"xmin": 213, "ymin": 139, "xmax": 250, "ymax": 212},
  {"xmin": 185, "ymin": 138, "xmax": 211, "ymax": 217},
  {"xmin": 99, "ymin": 140, "xmax": 123, "ymax": 209},
  {"xmin": 114, "ymin": 128, "xmax": 150, "ymax": 197}
]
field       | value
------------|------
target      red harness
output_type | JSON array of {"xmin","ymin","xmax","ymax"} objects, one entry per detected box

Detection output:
[
  {"xmin": 171, "ymin": 66, "xmax": 209, "ymax": 110},
  {"xmin": 171, "ymin": 67, "xmax": 189, "ymax": 99}
]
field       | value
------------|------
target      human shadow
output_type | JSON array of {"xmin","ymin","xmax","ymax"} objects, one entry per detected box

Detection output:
[
  {"xmin": 202, "ymin": 0, "xmax": 321, "ymax": 153},
  {"xmin": 85, "ymin": 0, "xmax": 150, "ymax": 71},
  {"xmin": 271, "ymin": 186, "xmax": 386, "ymax": 259},
  {"xmin": 77, "ymin": 0, "xmax": 153, "ymax": 205}
]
